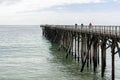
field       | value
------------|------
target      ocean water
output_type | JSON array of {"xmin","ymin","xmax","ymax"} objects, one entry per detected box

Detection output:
[{"xmin": 0, "ymin": 25, "xmax": 120, "ymax": 80}]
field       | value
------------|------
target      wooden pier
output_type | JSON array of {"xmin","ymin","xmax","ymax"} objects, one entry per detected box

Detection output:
[{"xmin": 41, "ymin": 24, "xmax": 120, "ymax": 80}]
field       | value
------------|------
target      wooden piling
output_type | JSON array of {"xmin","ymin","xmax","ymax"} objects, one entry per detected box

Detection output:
[
  {"xmin": 74, "ymin": 24, "xmax": 77, "ymax": 60},
  {"xmin": 111, "ymin": 39, "xmax": 115, "ymax": 80},
  {"xmin": 101, "ymin": 39, "xmax": 106, "ymax": 77},
  {"xmin": 81, "ymin": 34, "xmax": 87, "ymax": 64},
  {"xmin": 78, "ymin": 33, "xmax": 80, "ymax": 62},
  {"xmin": 93, "ymin": 38, "xmax": 98, "ymax": 72},
  {"xmin": 87, "ymin": 35, "xmax": 90, "ymax": 68},
  {"xmin": 66, "ymin": 31, "xmax": 73, "ymax": 58},
  {"xmin": 71, "ymin": 32, "xmax": 74, "ymax": 56}
]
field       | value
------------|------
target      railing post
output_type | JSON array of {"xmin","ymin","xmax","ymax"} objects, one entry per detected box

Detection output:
[
  {"xmin": 95, "ymin": 26, "xmax": 96, "ymax": 34},
  {"xmin": 110, "ymin": 26, "xmax": 111, "ymax": 37},
  {"xmin": 100, "ymin": 26, "xmax": 102, "ymax": 35},
  {"xmin": 88, "ymin": 25, "xmax": 90, "ymax": 34},
  {"xmin": 92, "ymin": 25, "xmax": 93, "ymax": 33},
  {"xmin": 115, "ymin": 26, "xmax": 117, "ymax": 37},
  {"xmin": 101, "ymin": 26, "xmax": 103, "ymax": 35},
  {"xmin": 102, "ymin": 26, "xmax": 104, "ymax": 34},
  {"xmin": 107, "ymin": 26, "xmax": 108, "ymax": 35},
  {"xmin": 114, "ymin": 26, "xmax": 115, "ymax": 36},
  {"xmin": 86, "ymin": 25, "xmax": 87, "ymax": 33},
  {"xmin": 119, "ymin": 26, "xmax": 120, "ymax": 37},
  {"xmin": 104, "ymin": 26, "xmax": 105, "ymax": 34},
  {"xmin": 98, "ymin": 26, "xmax": 101, "ymax": 35}
]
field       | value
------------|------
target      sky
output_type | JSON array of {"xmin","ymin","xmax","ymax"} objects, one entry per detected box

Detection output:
[{"xmin": 0, "ymin": 0, "xmax": 120, "ymax": 25}]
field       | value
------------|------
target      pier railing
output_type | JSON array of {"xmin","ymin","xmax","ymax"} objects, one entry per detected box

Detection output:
[{"xmin": 41, "ymin": 24, "xmax": 120, "ymax": 38}]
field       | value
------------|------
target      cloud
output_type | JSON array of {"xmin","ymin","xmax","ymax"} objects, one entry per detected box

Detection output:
[
  {"xmin": 22, "ymin": 0, "xmax": 105, "ymax": 11},
  {"xmin": 0, "ymin": 0, "xmax": 120, "ymax": 25},
  {"xmin": 1, "ymin": 11, "xmax": 120, "ymax": 25},
  {"xmin": 21, "ymin": 0, "xmax": 120, "ymax": 14},
  {"xmin": 0, "ymin": 0, "xmax": 106, "ymax": 15},
  {"xmin": 0, "ymin": 0, "xmax": 21, "ymax": 5},
  {"xmin": 113, "ymin": 0, "xmax": 120, "ymax": 3},
  {"xmin": 113, "ymin": 0, "xmax": 118, "ymax": 2}
]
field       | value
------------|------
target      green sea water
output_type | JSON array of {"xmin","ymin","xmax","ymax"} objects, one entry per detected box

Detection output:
[{"xmin": 0, "ymin": 25, "xmax": 119, "ymax": 80}]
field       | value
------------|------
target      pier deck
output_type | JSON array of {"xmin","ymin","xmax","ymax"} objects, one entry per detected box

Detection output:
[{"xmin": 41, "ymin": 24, "xmax": 120, "ymax": 80}]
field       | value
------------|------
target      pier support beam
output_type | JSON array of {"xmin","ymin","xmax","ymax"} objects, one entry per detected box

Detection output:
[
  {"xmin": 111, "ymin": 39, "xmax": 115, "ymax": 80},
  {"xmin": 93, "ymin": 38, "xmax": 98, "ymax": 72},
  {"xmin": 75, "ymin": 32, "xmax": 77, "ymax": 60},
  {"xmin": 78, "ymin": 33, "xmax": 80, "ymax": 62},
  {"xmin": 101, "ymin": 39, "xmax": 106, "ymax": 77},
  {"xmin": 81, "ymin": 34, "xmax": 87, "ymax": 64}
]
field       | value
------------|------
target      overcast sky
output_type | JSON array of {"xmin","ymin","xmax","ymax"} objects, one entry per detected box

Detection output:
[{"xmin": 0, "ymin": 0, "xmax": 120, "ymax": 25}]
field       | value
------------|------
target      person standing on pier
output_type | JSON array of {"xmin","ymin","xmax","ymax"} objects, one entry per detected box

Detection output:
[
  {"xmin": 75, "ymin": 23, "xmax": 77, "ymax": 28},
  {"xmin": 81, "ymin": 23, "xmax": 84, "ymax": 30},
  {"xmin": 81, "ymin": 23, "xmax": 84, "ymax": 27},
  {"xmin": 88, "ymin": 22, "xmax": 92, "ymax": 28}
]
